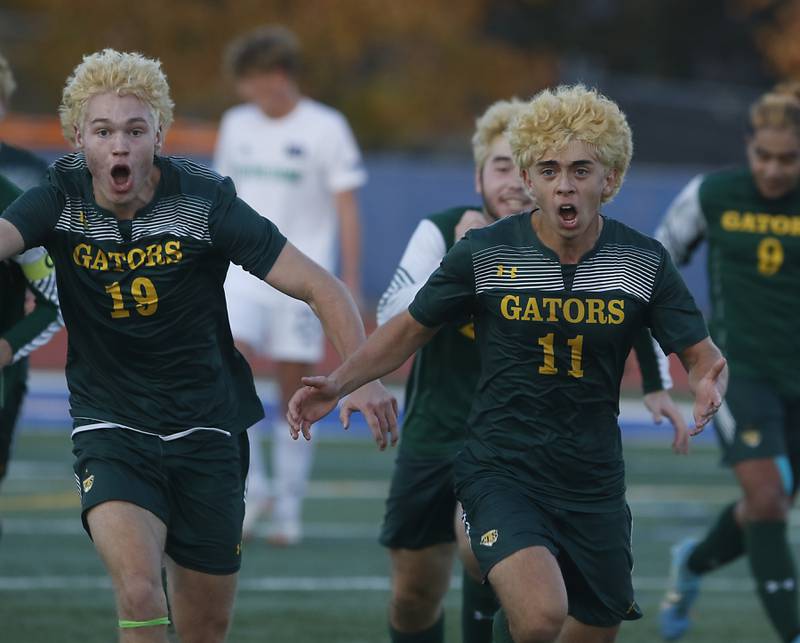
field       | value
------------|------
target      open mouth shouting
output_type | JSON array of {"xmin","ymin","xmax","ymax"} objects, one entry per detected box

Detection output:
[
  {"xmin": 110, "ymin": 163, "xmax": 133, "ymax": 194},
  {"xmin": 558, "ymin": 204, "xmax": 579, "ymax": 229}
]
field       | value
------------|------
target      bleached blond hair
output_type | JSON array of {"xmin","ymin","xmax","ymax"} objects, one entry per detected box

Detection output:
[
  {"xmin": 0, "ymin": 53, "xmax": 16, "ymax": 107},
  {"xmin": 509, "ymin": 84, "xmax": 633, "ymax": 203},
  {"xmin": 749, "ymin": 91, "xmax": 800, "ymax": 135},
  {"xmin": 471, "ymin": 98, "xmax": 526, "ymax": 168},
  {"xmin": 59, "ymin": 49, "xmax": 174, "ymax": 146}
]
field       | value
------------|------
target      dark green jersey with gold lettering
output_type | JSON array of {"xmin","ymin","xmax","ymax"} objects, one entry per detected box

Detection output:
[
  {"xmin": 1, "ymin": 153, "xmax": 286, "ymax": 436},
  {"xmin": 409, "ymin": 213, "xmax": 708, "ymax": 512},
  {"xmin": 656, "ymin": 168, "xmax": 800, "ymax": 396}
]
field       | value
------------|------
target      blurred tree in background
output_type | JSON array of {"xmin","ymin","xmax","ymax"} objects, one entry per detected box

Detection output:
[{"xmin": 0, "ymin": 0, "xmax": 787, "ymax": 155}]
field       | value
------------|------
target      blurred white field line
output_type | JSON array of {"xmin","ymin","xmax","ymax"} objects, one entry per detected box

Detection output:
[{"xmin": 0, "ymin": 573, "xmax": 758, "ymax": 593}]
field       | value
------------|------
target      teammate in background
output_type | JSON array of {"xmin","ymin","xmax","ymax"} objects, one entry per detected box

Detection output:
[
  {"xmin": 658, "ymin": 90, "xmax": 800, "ymax": 643},
  {"xmin": 376, "ymin": 98, "xmax": 688, "ymax": 643},
  {"xmin": 0, "ymin": 173, "xmax": 62, "ymax": 508},
  {"xmin": 0, "ymin": 48, "xmax": 394, "ymax": 642},
  {"xmin": 289, "ymin": 84, "xmax": 727, "ymax": 643},
  {"xmin": 214, "ymin": 25, "xmax": 367, "ymax": 546},
  {"xmin": 0, "ymin": 53, "xmax": 49, "ymax": 189}
]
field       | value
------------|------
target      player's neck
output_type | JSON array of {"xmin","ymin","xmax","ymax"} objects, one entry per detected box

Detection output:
[
  {"xmin": 259, "ymin": 89, "xmax": 301, "ymax": 119},
  {"xmin": 532, "ymin": 211, "xmax": 603, "ymax": 264}
]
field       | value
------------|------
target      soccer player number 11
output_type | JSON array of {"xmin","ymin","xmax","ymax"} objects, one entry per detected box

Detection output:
[{"xmin": 538, "ymin": 333, "xmax": 585, "ymax": 378}]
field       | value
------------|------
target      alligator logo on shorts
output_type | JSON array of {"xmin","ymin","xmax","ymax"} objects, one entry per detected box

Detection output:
[
  {"xmin": 82, "ymin": 474, "xmax": 94, "ymax": 493},
  {"xmin": 480, "ymin": 529, "xmax": 498, "ymax": 547},
  {"xmin": 741, "ymin": 428, "xmax": 762, "ymax": 448}
]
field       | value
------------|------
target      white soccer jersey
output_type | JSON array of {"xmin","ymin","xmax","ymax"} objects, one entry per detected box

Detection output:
[{"xmin": 214, "ymin": 98, "xmax": 366, "ymax": 291}]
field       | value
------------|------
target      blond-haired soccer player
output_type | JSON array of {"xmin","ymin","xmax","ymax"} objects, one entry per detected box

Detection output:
[
  {"xmin": 288, "ymin": 85, "xmax": 727, "ymax": 643},
  {"xmin": 0, "ymin": 48, "xmax": 395, "ymax": 643}
]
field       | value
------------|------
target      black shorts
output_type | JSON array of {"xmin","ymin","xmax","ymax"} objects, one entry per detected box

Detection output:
[
  {"xmin": 72, "ymin": 427, "xmax": 249, "ymax": 575},
  {"xmin": 459, "ymin": 477, "xmax": 641, "ymax": 627},
  {"xmin": 379, "ymin": 450, "xmax": 458, "ymax": 549},
  {"xmin": 714, "ymin": 376, "xmax": 800, "ymax": 492}
]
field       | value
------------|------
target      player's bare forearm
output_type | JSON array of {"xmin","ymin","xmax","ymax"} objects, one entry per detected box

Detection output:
[
  {"xmin": 0, "ymin": 219, "xmax": 25, "ymax": 261},
  {"xmin": 265, "ymin": 241, "xmax": 366, "ymax": 359},
  {"xmin": 327, "ymin": 311, "xmax": 437, "ymax": 399}
]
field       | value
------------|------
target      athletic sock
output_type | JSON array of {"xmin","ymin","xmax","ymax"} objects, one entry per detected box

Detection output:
[
  {"xmin": 389, "ymin": 614, "xmax": 444, "ymax": 643},
  {"xmin": 461, "ymin": 571, "xmax": 498, "ymax": 643},
  {"xmin": 687, "ymin": 501, "xmax": 744, "ymax": 574},
  {"xmin": 745, "ymin": 521, "xmax": 800, "ymax": 643},
  {"xmin": 491, "ymin": 608, "xmax": 514, "ymax": 643}
]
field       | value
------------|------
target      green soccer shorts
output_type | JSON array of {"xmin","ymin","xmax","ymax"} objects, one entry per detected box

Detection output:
[{"xmin": 72, "ymin": 427, "xmax": 249, "ymax": 574}]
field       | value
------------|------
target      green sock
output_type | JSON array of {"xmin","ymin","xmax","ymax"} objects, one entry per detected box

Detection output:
[
  {"xmin": 389, "ymin": 613, "xmax": 444, "ymax": 643},
  {"xmin": 461, "ymin": 571, "xmax": 498, "ymax": 643},
  {"xmin": 491, "ymin": 608, "xmax": 514, "ymax": 643},
  {"xmin": 688, "ymin": 502, "xmax": 745, "ymax": 574},
  {"xmin": 745, "ymin": 521, "xmax": 800, "ymax": 643}
]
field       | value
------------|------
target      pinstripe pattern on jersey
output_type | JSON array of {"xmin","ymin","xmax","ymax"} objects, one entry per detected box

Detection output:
[
  {"xmin": 51, "ymin": 154, "xmax": 216, "ymax": 243},
  {"xmin": 572, "ymin": 244, "xmax": 661, "ymax": 301},
  {"xmin": 472, "ymin": 245, "xmax": 564, "ymax": 293}
]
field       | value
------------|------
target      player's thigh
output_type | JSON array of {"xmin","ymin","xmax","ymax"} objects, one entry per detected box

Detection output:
[
  {"xmin": 72, "ymin": 428, "xmax": 171, "ymax": 539},
  {"xmin": 163, "ymin": 432, "xmax": 248, "ymax": 575},
  {"xmin": 265, "ymin": 293, "xmax": 324, "ymax": 364},
  {"xmin": 380, "ymin": 451, "xmax": 459, "ymax": 550},
  {"xmin": 555, "ymin": 506, "xmax": 641, "ymax": 628}
]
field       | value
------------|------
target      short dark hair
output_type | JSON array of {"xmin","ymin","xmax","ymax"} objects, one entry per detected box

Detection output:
[{"xmin": 225, "ymin": 25, "xmax": 301, "ymax": 78}]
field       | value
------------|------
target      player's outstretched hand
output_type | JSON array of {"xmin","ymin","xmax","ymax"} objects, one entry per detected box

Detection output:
[
  {"xmin": 691, "ymin": 357, "xmax": 727, "ymax": 435},
  {"xmin": 286, "ymin": 375, "xmax": 341, "ymax": 442},
  {"xmin": 643, "ymin": 389, "xmax": 689, "ymax": 455},
  {"xmin": 340, "ymin": 381, "xmax": 399, "ymax": 451}
]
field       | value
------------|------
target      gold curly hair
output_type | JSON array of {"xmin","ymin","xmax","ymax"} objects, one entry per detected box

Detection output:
[
  {"xmin": 471, "ymin": 98, "xmax": 526, "ymax": 168},
  {"xmin": 509, "ymin": 84, "xmax": 633, "ymax": 203},
  {"xmin": 748, "ymin": 90, "xmax": 800, "ymax": 136},
  {"xmin": 59, "ymin": 49, "xmax": 174, "ymax": 147}
]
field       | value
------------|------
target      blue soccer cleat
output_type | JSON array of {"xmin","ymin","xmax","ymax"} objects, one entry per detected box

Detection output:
[{"xmin": 659, "ymin": 537, "xmax": 701, "ymax": 640}]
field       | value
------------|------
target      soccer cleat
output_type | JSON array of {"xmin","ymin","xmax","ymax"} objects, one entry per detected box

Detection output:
[
  {"xmin": 659, "ymin": 537, "xmax": 701, "ymax": 640},
  {"xmin": 266, "ymin": 521, "xmax": 302, "ymax": 547}
]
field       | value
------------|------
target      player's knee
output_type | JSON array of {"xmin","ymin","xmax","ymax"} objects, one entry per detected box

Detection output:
[
  {"xmin": 178, "ymin": 611, "xmax": 232, "ymax": 643},
  {"xmin": 745, "ymin": 485, "xmax": 790, "ymax": 520},
  {"xmin": 390, "ymin": 581, "xmax": 443, "ymax": 626},
  {"xmin": 115, "ymin": 573, "xmax": 166, "ymax": 619},
  {"xmin": 507, "ymin": 607, "xmax": 565, "ymax": 643}
]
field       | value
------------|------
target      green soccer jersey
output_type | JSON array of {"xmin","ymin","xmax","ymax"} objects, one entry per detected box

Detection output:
[
  {"xmin": 409, "ymin": 212, "xmax": 708, "ymax": 512},
  {"xmin": 1, "ymin": 153, "xmax": 287, "ymax": 435},
  {"xmin": 378, "ymin": 206, "xmax": 482, "ymax": 456},
  {"xmin": 657, "ymin": 168, "xmax": 800, "ymax": 396}
]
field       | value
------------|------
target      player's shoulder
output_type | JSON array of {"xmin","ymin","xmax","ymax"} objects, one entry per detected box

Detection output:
[
  {"xmin": 48, "ymin": 152, "xmax": 89, "ymax": 194},
  {"xmin": 159, "ymin": 155, "xmax": 228, "ymax": 199},
  {"xmin": 219, "ymin": 103, "xmax": 261, "ymax": 125},
  {"xmin": 296, "ymin": 98, "xmax": 351, "ymax": 128},
  {"xmin": 467, "ymin": 210, "xmax": 528, "ymax": 245},
  {"xmin": 427, "ymin": 206, "xmax": 477, "ymax": 228},
  {"xmin": 698, "ymin": 166, "xmax": 750, "ymax": 201},
  {"xmin": 601, "ymin": 216, "xmax": 667, "ymax": 257}
]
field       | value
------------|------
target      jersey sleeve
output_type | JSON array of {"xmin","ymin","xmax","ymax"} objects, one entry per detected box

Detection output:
[
  {"xmin": 319, "ymin": 113, "xmax": 367, "ymax": 194},
  {"xmin": 208, "ymin": 177, "xmax": 287, "ymax": 279},
  {"xmin": 654, "ymin": 175, "xmax": 706, "ymax": 265},
  {"xmin": 631, "ymin": 327, "xmax": 672, "ymax": 393},
  {"xmin": 0, "ymin": 185, "xmax": 64, "ymax": 250},
  {"xmin": 408, "ymin": 235, "xmax": 477, "ymax": 328},
  {"xmin": 4, "ymin": 247, "xmax": 63, "ymax": 363},
  {"xmin": 646, "ymin": 249, "xmax": 709, "ymax": 355},
  {"xmin": 376, "ymin": 219, "xmax": 447, "ymax": 325}
]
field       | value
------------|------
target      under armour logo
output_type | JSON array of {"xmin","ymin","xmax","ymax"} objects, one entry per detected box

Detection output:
[{"xmin": 496, "ymin": 265, "xmax": 518, "ymax": 278}]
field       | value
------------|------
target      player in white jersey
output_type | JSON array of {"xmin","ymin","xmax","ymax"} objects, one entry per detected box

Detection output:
[{"xmin": 214, "ymin": 25, "xmax": 367, "ymax": 545}]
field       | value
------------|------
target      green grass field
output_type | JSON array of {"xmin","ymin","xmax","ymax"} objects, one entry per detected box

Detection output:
[{"xmin": 0, "ymin": 429, "xmax": 790, "ymax": 642}]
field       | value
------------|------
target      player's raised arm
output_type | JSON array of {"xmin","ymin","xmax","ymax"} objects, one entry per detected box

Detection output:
[
  {"xmin": 265, "ymin": 240, "xmax": 399, "ymax": 445},
  {"xmin": 0, "ymin": 219, "xmax": 25, "ymax": 262},
  {"xmin": 287, "ymin": 310, "xmax": 438, "ymax": 448}
]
